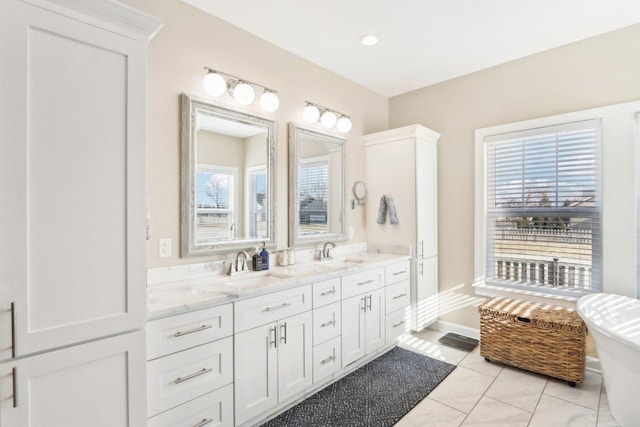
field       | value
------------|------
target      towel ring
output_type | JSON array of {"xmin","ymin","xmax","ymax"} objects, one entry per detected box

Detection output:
[{"xmin": 351, "ymin": 181, "xmax": 367, "ymax": 209}]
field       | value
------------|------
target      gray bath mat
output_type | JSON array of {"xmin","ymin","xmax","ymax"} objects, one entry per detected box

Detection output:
[
  {"xmin": 261, "ymin": 346, "xmax": 456, "ymax": 426},
  {"xmin": 438, "ymin": 332, "xmax": 479, "ymax": 351}
]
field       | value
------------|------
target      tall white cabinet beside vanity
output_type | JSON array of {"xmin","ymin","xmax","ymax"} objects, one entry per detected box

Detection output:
[
  {"xmin": 0, "ymin": 0, "xmax": 161, "ymax": 425},
  {"xmin": 364, "ymin": 125, "xmax": 440, "ymax": 331}
]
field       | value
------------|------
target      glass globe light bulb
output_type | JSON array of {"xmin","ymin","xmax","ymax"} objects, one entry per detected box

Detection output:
[
  {"xmin": 336, "ymin": 116, "xmax": 352, "ymax": 133},
  {"xmin": 260, "ymin": 91, "xmax": 279, "ymax": 112},
  {"xmin": 303, "ymin": 104, "xmax": 320, "ymax": 123},
  {"xmin": 202, "ymin": 72, "xmax": 226, "ymax": 97},
  {"xmin": 230, "ymin": 81, "xmax": 255, "ymax": 105},
  {"xmin": 320, "ymin": 110, "xmax": 337, "ymax": 128}
]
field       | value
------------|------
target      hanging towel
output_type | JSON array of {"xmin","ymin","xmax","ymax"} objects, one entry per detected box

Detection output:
[{"xmin": 377, "ymin": 195, "xmax": 399, "ymax": 225}]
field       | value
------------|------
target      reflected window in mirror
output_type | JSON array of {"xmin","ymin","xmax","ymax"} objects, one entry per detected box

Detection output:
[
  {"xmin": 181, "ymin": 93, "xmax": 276, "ymax": 257},
  {"xmin": 289, "ymin": 123, "xmax": 347, "ymax": 247}
]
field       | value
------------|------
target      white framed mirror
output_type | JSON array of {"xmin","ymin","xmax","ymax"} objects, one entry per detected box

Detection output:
[
  {"xmin": 288, "ymin": 123, "xmax": 347, "ymax": 247},
  {"xmin": 181, "ymin": 93, "xmax": 276, "ymax": 257}
]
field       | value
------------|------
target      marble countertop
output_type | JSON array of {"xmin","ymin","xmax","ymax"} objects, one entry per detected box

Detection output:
[{"xmin": 147, "ymin": 252, "xmax": 410, "ymax": 320}]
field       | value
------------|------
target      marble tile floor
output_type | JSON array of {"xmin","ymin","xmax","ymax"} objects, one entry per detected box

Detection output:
[{"xmin": 395, "ymin": 328, "xmax": 619, "ymax": 427}]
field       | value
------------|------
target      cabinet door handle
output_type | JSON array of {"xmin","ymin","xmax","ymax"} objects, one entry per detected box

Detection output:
[
  {"xmin": 174, "ymin": 367, "xmax": 213, "ymax": 384},
  {"xmin": 265, "ymin": 302, "xmax": 291, "ymax": 312},
  {"xmin": 193, "ymin": 418, "xmax": 213, "ymax": 427},
  {"xmin": 270, "ymin": 326, "xmax": 277, "ymax": 348},
  {"xmin": 174, "ymin": 324, "xmax": 213, "ymax": 337},
  {"xmin": 392, "ymin": 270, "xmax": 407, "ymax": 276},
  {"xmin": 392, "ymin": 293, "xmax": 407, "ymax": 300},
  {"xmin": 366, "ymin": 294, "xmax": 372, "ymax": 311},
  {"xmin": 420, "ymin": 240, "xmax": 424, "ymax": 258},
  {"xmin": 361, "ymin": 296, "xmax": 367, "ymax": 313},
  {"xmin": 12, "ymin": 367, "xmax": 17, "ymax": 408},
  {"xmin": 393, "ymin": 320, "xmax": 406, "ymax": 328},
  {"xmin": 320, "ymin": 287, "xmax": 336, "ymax": 296},
  {"xmin": 419, "ymin": 262, "xmax": 424, "ymax": 276},
  {"xmin": 320, "ymin": 355, "xmax": 336, "ymax": 365},
  {"xmin": 10, "ymin": 302, "xmax": 16, "ymax": 359},
  {"xmin": 280, "ymin": 322, "xmax": 287, "ymax": 344},
  {"xmin": 357, "ymin": 279, "xmax": 374, "ymax": 286},
  {"xmin": 320, "ymin": 320, "xmax": 336, "ymax": 328}
]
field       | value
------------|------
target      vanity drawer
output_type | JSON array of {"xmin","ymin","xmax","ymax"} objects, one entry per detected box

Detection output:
[
  {"xmin": 386, "ymin": 261, "xmax": 410, "ymax": 285},
  {"xmin": 386, "ymin": 309, "xmax": 409, "ymax": 346},
  {"xmin": 313, "ymin": 302, "xmax": 341, "ymax": 346},
  {"xmin": 386, "ymin": 280, "xmax": 410, "ymax": 314},
  {"xmin": 313, "ymin": 277, "xmax": 341, "ymax": 308},
  {"xmin": 234, "ymin": 285, "xmax": 312, "ymax": 332},
  {"xmin": 147, "ymin": 336, "xmax": 233, "ymax": 417},
  {"xmin": 313, "ymin": 336, "xmax": 342, "ymax": 383},
  {"xmin": 147, "ymin": 304, "xmax": 233, "ymax": 360},
  {"xmin": 341, "ymin": 268, "xmax": 384, "ymax": 299},
  {"xmin": 147, "ymin": 383, "xmax": 233, "ymax": 427}
]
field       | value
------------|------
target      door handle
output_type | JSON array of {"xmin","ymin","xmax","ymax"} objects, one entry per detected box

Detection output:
[
  {"xmin": 174, "ymin": 324, "xmax": 213, "ymax": 337},
  {"xmin": 280, "ymin": 322, "xmax": 287, "ymax": 344},
  {"xmin": 11, "ymin": 302, "xmax": 16, "ymax": 358},
  {"xmin": 174, "ymin": 367, "xmax": 213, "ymax": 384},
  {"xmin": 265, "ymin": 302, "xmax": 291, "ymax": 312},
  {"xmin": 270, "ymin": 326, "xmax": 277, "ymax": 348},
  {"xmin": 12, "ymin": 367, "xmax": 17, "ymax": 408},
  {"xmin": 419, "ymin": 261, "xmax": 424, "ymax": 276},
  {"xmin": 367, "ymin": 294, "xmax": 372, "ymax": 311},
  {"xmin": 361, "ymin": 296, "xmax": 366, "ymax": 312}
]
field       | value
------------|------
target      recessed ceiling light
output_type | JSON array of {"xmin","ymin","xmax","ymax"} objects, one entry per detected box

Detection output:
[{"xmin": 359, "ymin": 34, "xmax": 378, "ymax": 47}]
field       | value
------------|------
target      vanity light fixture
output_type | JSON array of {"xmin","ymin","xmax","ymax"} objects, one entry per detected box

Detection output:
[
  {"xmin": 202, "ymin": 67, "xmax": 279, "ymax": 112},
  {"xmin": 302, "ymin": 101, "xmax": 352, "ymax": 134}
]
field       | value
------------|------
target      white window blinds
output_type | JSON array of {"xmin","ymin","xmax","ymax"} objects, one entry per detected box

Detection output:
[
  {"xmin": 247, "ymin": 167, "xmax": 267, "ymax": 239},
  {"xmin": 485, "ymin": 119, "xmax": 602, "ymax": 294}
]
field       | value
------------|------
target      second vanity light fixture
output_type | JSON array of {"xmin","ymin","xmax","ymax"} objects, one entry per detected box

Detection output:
[
  {"xmin": 202, "ymin": 67, "xmax": 280, "ymax": 112},
  {"xmin": 303, "ymin": 101, "xmax": 352, "ymax": 133}
]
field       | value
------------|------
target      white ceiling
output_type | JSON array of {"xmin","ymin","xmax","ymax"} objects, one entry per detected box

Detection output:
[{"xmin": 183, "ymin": 0, "xmax": 640, "ymax": 98}]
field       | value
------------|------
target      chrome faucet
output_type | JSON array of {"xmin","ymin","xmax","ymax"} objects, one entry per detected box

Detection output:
[
  {"xmin": 322, "ymin": 241, "xmax": 336, "ymax": 260},
  {"xmin": 235, "ymin": 250, "xmax": 249, "ymax": 271}
]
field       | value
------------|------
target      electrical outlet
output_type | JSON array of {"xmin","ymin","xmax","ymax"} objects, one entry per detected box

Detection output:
[
  {"xmin": 159, "ymin": 238, "xmax": 172, "ymax": 258},
  {"xmin": 349, "ymin": 226, "xmax": 354, "ymax": 238}
]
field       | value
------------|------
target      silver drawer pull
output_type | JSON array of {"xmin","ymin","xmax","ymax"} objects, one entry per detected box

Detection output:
[
  {"xmin": 320, "ymin": 320, "xmax": 336, "ymax": 328},
  {"xmin": 193, "ymin": 418, "xmax": 213, "ymax": 427},
  {"xmin": 11, "ymin": 302, "xmax": 16, "ymax": 359},
  {"xmin": 175, "ymin": 367, "xmax": 212, "ymax": 384},
  {"xmin": 393, "ymin": 320, "xmax": 406, "ymax": 328},
  {"xmin": 265, "ymin": 302, "xmax": 292, "ymax": 312},
  {"xmin": 392, "ymin": 270, "xmax": 407, "ymax": 275},
  {"xmin": 320, "ymin": 287, "xmax": 336, "ymax": 296},
  {"xmin": 174, "ymin": 324, "xmax": 213, "ymax": 337},
  {"xmin": 320, "ymin": 355, "xmax": 336, "ymax": 365},
  {"xmin": 392, "ymin": 293, "xmax": 407, "ymax": 300},
  {"xmin": 357, "ymin": 279, "xmax": 374, "ymax": 286},
  {"xmin": 12, "ymin": 367, "xmax": 17, "ymax": 408}
]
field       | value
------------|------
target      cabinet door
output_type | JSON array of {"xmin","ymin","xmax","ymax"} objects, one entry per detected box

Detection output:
[
  {"xmin": 414, "ymin": 257, "xmax": 438, "ymax": 331},
  {"xmin": 0, "ymin": 331, "xmax": 145, "ymax": 427},
  {"xmin": 0, "ymin": 0, "xmax": 146, "ymax": 361},
  {"xmin": 415, "ymin": 138, "xmax": 437, "ymax": 259},
  {"xmin": 277, "ymin": 311, "xmax": 313, "ymax": 402},
  {"xmin": 364, "ymin": 288, "xmax": 386, "ymax": 353},
  {"xmin": 234, "ymin": 323, "xmax": 278, "ymax": 425},
  {"xmin": 341, "ymin": 294, "xmax": 366, "ymax": 366}
]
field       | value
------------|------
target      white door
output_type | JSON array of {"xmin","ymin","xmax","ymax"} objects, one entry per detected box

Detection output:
[
  {"xmin": 341, "ymin": 294, "xmax": 366, "ymax": 366},
  {"xmin": 234, "ymin": 323, "xmax": 278, "ymax": 425},
  {"xmin": 364, "ymin": 288, "xmax": 386, "ymax": 353},
  {"xmin": 414, "ymin": 257, "xmax": 438, "ymax": 331},
  {"xmin": 0, "ymin": 0, "xmax": 147, "ymax": 360},
  {"xmin": 277, "ymin": 311, "xmax": 312, "ymax": 402},
  {"xmin": 0, "ymin": 331, "xmax": 145, "ymax": 427},
  {"xmin": 416, "ymin": 139, "xmax": 438, "ymax": 259}
]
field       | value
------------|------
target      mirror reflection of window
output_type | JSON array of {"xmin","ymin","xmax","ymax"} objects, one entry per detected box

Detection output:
[
  {"xmin": 246, "ymin": 166, "xmax": 267, "ymax": 239},
  {"xmin": 195, "ymin": 165, "xmax": 237, "ymax": 243},
  {"xmin": 299, "ymin": 157, "xmax": 329, "ymax": 235}
]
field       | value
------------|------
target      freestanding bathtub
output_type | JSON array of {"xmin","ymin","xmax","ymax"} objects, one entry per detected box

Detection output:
[{"xmin": 577, "ymin": 293, "xmax": 640, "ymax": 427}]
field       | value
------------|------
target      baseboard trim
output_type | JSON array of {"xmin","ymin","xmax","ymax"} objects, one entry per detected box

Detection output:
[
  {"xmin": 586, "ymin": 355, "xmax": 601, "ymax": 373},
  {"xmin": 430, "ymin": 320, "xmax": 480, "ymax": 340}
]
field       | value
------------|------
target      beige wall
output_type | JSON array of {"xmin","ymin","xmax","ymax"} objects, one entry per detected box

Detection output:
[
  {"xmin": 389, "ymin": 24, "xmax": 640, "ymax": 330},
  {"xmin": 121, "ymin": 0, "xmax": 388, "ymax": 267}
]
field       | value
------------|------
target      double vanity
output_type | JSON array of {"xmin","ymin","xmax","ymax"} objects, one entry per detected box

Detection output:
[{"xmin": 146, "ymin": 249, "xmax": 411, "ymax": 426}]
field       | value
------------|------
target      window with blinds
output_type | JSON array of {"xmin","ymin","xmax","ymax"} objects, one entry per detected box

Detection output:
[
  {"xmin": 298, "ymin": 158, "xmax": 329, "ymax": 235},
  {"xmin": 195, "ymin": 165, "xmax": 237, "ymax": 243},
  {"xmin": 485, "ymin": 119, "xmax": 602, "ymax": 294},
  {"xmin": 247, "ymin": 166, "xmax": 267, "ymax": 239}
]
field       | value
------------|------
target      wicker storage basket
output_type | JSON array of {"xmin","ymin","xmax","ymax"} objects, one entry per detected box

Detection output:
[{"xmin": 478, "ymin": 297, "xmax": 586, "ymax": 385}]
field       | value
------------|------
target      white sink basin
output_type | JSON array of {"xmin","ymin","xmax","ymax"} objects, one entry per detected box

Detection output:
[{"xmin": 223, "ymin": 270, "xmax": 290, "ymax": 288}]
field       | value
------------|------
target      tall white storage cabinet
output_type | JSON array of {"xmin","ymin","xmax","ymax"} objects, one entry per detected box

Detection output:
[
  {"xmin": 364, "ymin": 125, "xmax": 440, "ymax": 331},
  {"xmin": 0, "ymin": 0, "xmax": 161, "ymax": 425}
]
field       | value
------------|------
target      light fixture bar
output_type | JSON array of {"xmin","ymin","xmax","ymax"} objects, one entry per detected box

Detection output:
[
  {"xmin": 303, "ymin": 100, "xmax": 352, "ymax": 133},
  {"xmin": 304, "ymin": 100, "xmax": 348, "ymax": 119},
  {"xmin": 204, "ymin": 67, "xmax": 277, "ymax": 94}
]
